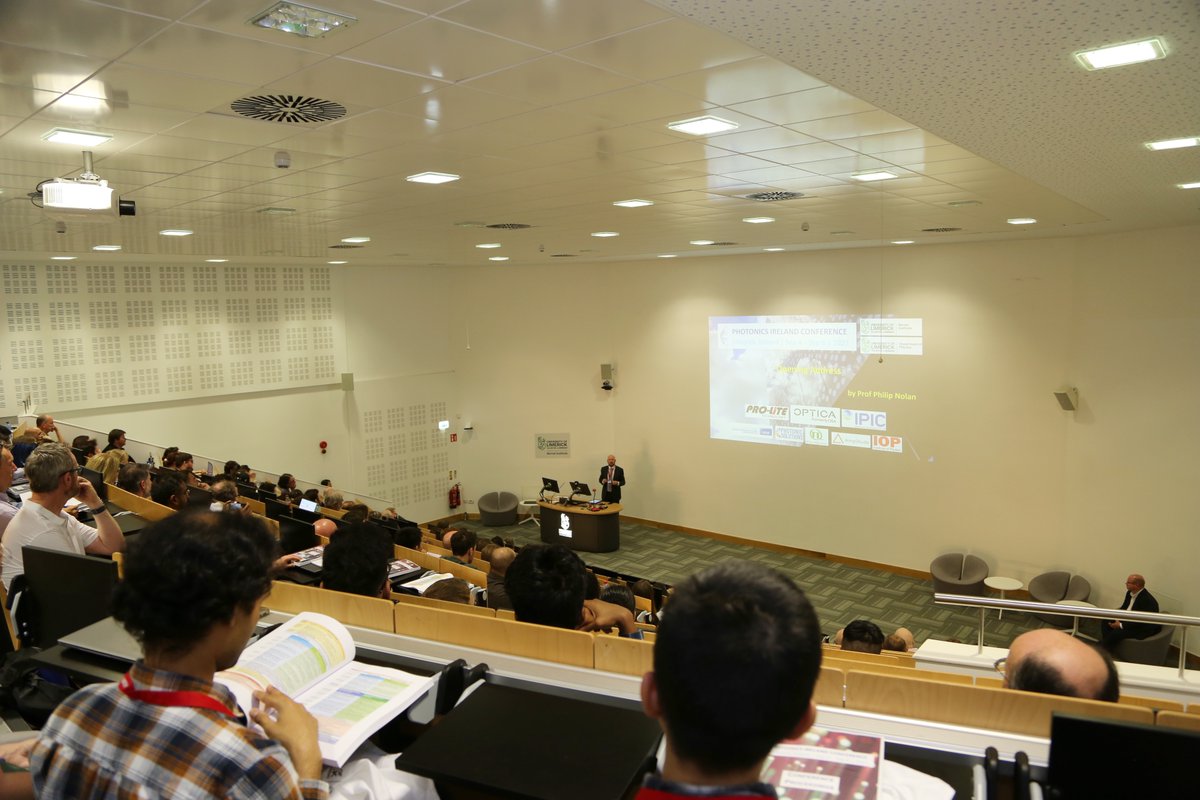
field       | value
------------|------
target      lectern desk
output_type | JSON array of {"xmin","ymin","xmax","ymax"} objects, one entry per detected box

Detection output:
[{"xmin": 538, "ymin": 501, "xmax": 622, "ymax": 552}]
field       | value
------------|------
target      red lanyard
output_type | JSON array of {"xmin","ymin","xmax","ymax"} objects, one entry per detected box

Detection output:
[{"xmin": 118, "ymin": 672, "xmax": 237, "ymax": 718}]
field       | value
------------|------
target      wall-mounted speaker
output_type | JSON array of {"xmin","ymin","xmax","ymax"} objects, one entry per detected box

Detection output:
[
  {"xmin": 600, "ymin": 363, "xmax": 614, "ymax": 391},
  {"xmin": 1054, "ymin": 387, "xmax": 1078, "ymax": 411}
]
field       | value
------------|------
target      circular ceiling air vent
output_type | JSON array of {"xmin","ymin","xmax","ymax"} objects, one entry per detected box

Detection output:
[
  {"xmin": 921, "ymin": 227, "xmax": 962, "ymax": 233},
  {"xmin": 487, "ymin": 223, "xmax": 532, "ymax": 230},
  {"xmin": 746, "ymin": 191, "xmax": 804, "ymax": 201},
  {"xmin": 231, "ymin": 95, "xmax": 346, "ymax": 123}
]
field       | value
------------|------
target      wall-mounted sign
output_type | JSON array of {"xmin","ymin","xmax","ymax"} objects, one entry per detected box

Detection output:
[{"xmin": 535, "ymin": 433, "xmax": 570, "ymax": 458}]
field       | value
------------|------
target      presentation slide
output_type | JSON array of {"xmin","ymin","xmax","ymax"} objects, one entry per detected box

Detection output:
[{"xmin": 709, "ymin": 315, "xmax": 924, "ymax": 455}]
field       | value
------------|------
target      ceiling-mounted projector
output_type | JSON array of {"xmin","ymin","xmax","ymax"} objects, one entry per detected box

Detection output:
[{"xmin": 32, "ymin": 150, "xmax": 134, "ymax": 217}]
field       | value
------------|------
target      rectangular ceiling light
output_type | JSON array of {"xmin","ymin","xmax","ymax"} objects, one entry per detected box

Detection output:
[
  {"xmin": 667, "ymin": 116, "xmax": 739, "ymax": 136},
  {"xmin": 250, "ymin": 1, "xmax": 356, "ymax": 38},
  {"xmin": 1075, "ymin": 38, "xmax": 1166, "ymax": 70},
  {"xmin": 1178, "ymin": 181, "xmax": 1200, "ymax": 189},
  {"xmin": 850, "ymin": 171, "xmax": 897, "ymax": 182},
  {"xmin": 42, "ymin": 128, "xmax": 112, "ymax": 147},
  {"xmin": 407, "ymin": 171, "xmax": 460, "ymax": 184},
  {"xmin": 613, "ymin": 199, "xmax": 654, "ymax": 208},
  {"xmin": 1146, "ymin": 137, "xmax": 1198, "ymax": 151}
]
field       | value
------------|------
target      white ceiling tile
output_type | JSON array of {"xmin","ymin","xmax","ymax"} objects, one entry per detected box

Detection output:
[
  {"xmin": 730, "ymin": 86, "xmax": 877, "ymax": 126},
  {"xmin": 342, "ymin": 18, "xmax": 543, "ymax": 82},
  {"xmin": 0, "ymin": 0, "xmax": 170, "ymax": 60},
  {"xmin": 565, "ymin": 18, "xmax": 761, "ymax": 81},
  {"xmin": 438, "ymin": 0, "xmax": 671, "ymax": 50},
  {"xmin": 464, "ymin": 55, "xmax": 638, "ymax": 108},
  {"xmin": 120, "ymin": 25, "xmax": 326, "ymax": 85}
]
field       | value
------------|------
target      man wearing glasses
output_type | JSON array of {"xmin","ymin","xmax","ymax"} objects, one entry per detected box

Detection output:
[{"xmin": 1, "ymin": 442, "xmax": 125, "ymax": 592}]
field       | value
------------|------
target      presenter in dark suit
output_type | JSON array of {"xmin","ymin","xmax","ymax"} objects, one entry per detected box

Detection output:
[
  {"xmin": 599, "ymin": 454, "xmax": 625, "ymax": 503},
  {"xmin": 1101, "ymin": 573, "xmax": 1160, "ymax": 650}
]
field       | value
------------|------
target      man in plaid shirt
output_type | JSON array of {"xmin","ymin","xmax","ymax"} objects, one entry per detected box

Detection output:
[{"xmin": 31, "ymin": 510, "xmax": 328, "ymax": 799}]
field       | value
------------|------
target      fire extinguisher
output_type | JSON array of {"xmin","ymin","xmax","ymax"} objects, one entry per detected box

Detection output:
[{"xmin": 449, "ymin": 483, "xmax": 461, "ymax": 510}]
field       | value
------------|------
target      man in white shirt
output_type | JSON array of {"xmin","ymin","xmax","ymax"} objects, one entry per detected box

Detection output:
[
  {"xmin": 0, "ymin": 442, "xmax": 125, "ymax": 592},
  {"xmin": 0, "ymin": 446, "xmax": 19, "ymax": 540}
]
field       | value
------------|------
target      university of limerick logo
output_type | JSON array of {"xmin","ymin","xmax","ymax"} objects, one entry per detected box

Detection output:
[
  {"xmin": 537, "ymin": 436, "xmax": 548, "ymax": 451},
  {"xmin": 560, "ymin": 514, "xmax": 571, "ymax": 531}
]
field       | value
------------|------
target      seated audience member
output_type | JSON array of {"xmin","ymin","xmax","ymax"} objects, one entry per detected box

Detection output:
[
  {"xmin": 174, "ymin": 451, "xmax": 203, "ymax": 487},
  {"xmin": 287, "ymin": 489, "xmax": 304, "ymax": 504},
  {"xmin": 321, "ymin": 490, "xmax": 343, "ymax": 510},
  {"xmin": 116, "ymin": 463, "xmax": 152, "ymax": 498},
  {"xmin": 341, "ymin": 503, "xmax": 370, "ymax": 524},
  {"xmin": 236, "ymin": 464, "xmax": 257, "ymax": 484},
  {"xmin": 1002, "ymin": 629, "xmax": 1119, "ymax": 702},
  {"xmin": 423, "ymin": 577, "xmax": 471, "ymax": 605},
  {"xmin": 0, "ymin": 443, "xmax": 125, "ymax": 592},
  {"xmin": 257, "ymin": 481, "xmax": 278, "ymax": 498},
  {"xmin": 321, "ymin": 524, "xmax": 393, "ymax": 599},
  {"xmin": 72, "ymin": 435, "xmax": 99, "ymax": 465},
  {"xmin": 209, "ymin": 480, "xmax": 243, "ymax": 512},
  {"xmin": 444, "ymin": 530, "xmax": 477, "ymax": 565},
  {"xmin": 0, "ymin": 445, "xmax": 20, "ymax": 541},
  {"xmin": 584, "ymin": 570, "xmax": 601, "ymax": 601},
  {"xmin": 478, "ymin": 542, "xmax": 497, "ymax": 563},
  {"xmin": 505, "ymin": 543, "xmax": 640, "ymax": 637},
  {"xmin": 103, "ymin": 428, "xmax": 126, "ymax": 453},
  {"xmin": 277, "ymin": 473, "xmax": 298, "ymax": 496},
  {"xmin": 440, "ymin": 530, "xmax": 455, "ymax": 550},
  {"xmin": 31, "ymin": 509, "xmax": 327, "ymax": 798},
  {"xmin": 85, "ymin": 447, "xmax": 128, "ymax": 485},
  {"xmin": 313, "ymin": 518, "xmax": 337, "ymax": 541},
  {"xmin": 636, "ymin": 561, "xmax": 821, "ymax": 799},
  {"xmin": 486, "ymin": 547, "xmax": 516, "ymax": 611},
  {"xmin": 600, "ymin": 583, "xmax": 637, "ymax": 616},
  {"xmin": 222, "ymin": 460, "xmax": 240, "ymax": 480},
  {"xmin": 393, "ymin": 526, "xmax": 424, "ymax": 552},
  {"xmin": 15, "ymin": 414, "xmax": 64, "ymax": 445},
  {"xmin": 840, "ymin": 619, "xmax": 885, "ymax": 654},
  {"xmin": 161, "ymin": 447, "xmax": 179, "ymax": 468},
  {"xmin": 151, "ymin": 472, "xmax": 189, "ymax": 510},
  {"xmin": 631, "ymin": 578, "xmax": 659, "ymax": 624},
  {"xmin": 882, "ymin": 634, "xmax": 908, "ymax": 652}
]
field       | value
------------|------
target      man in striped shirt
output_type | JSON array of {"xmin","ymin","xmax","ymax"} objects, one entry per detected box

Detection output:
[{"xmin": 31, "ymin": 510, "xmax": 328, "ymax": 799}]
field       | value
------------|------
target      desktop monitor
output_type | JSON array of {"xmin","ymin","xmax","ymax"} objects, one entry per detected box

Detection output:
[
  {"xmin": 235, "ymin": 482, "xmax": 259, "ymax": 500},
  {"xmin": 79, "ymin": 466, "xmax": 107, "ymax": 502},
  {"xmin": 1045, "ymin": 713, "xmax": 1199, "ymax": 798},
  {"xmin": 541, "ymin": 477, "xmax": 559, "ymax": 493},
  {"xmin": 278, "ymin": 515, "xmax": 318, "ymax": 554},
  {"xmin": 262, "ymin": 495, "xmax": 290, "ymax": 521},
  {"xmin": 186, "ymin": 484, "xmax": 213, "ymax": 509},
  {"xmin": 570, "ymin": 481, "xmax": 592, "ymax": 497},
  {"xmin": 21, "ymin": 545, "xmax": 120, "ymax": 649}
]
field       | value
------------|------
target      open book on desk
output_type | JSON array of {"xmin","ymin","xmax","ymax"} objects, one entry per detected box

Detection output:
[{"xmin": 216, "ymin": 612, "xmax": 436, "ymax": 767}]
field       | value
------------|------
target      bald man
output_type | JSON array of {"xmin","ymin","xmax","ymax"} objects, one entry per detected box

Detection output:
[
  {"xmin": 487, "ymin": 546, "xmax": 516, "ymax": 611},
  {"xmin": 599, "ymin": 454, "xmax": 625, "ymax": 503},
  {"xmin": 1101, "ymin": 573, "xmax": 1161, "ymax": 651},
  {"xmin": 1003, "ymin": 629, "xmax": 1119, "ymax": 702}
]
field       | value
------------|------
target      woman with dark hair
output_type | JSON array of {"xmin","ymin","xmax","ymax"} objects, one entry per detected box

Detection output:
[
  {"xmin": 71, "ymin": 435, "xmax": 99, "ymax": 466},
  {"xmin": 277, "ymin": 473, "xmax": 297, "ymax": 494}
]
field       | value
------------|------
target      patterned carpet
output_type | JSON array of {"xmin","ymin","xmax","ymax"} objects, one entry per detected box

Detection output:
[{"xmin": 470, "ymin": 513, "xmax": 1052, "ymax": 650}]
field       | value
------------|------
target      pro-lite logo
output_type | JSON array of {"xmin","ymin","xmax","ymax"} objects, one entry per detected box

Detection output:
[{"xmin": 558, "ymin": 513, "xmax": 573, "ymax": 539}]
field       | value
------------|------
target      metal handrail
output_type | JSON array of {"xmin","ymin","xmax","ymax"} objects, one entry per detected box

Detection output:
[{"xmin": 933, "ymin": 592, "xmax": 1199, "ymax": 677}]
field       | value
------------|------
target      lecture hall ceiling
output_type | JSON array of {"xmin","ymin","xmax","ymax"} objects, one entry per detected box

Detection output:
[{"xmin": 0, "ymin": 0, "xmax": 1196, "ymax": 267}]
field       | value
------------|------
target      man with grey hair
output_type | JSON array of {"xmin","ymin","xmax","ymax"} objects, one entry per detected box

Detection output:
[
  {"xmin": 14, "ymin": 414, "xmax": 64, "ymax": 445},
  {"xmin": 0, "ymin": 445, "xmax": 20, "ymax": 540},
  {"xmin": 1002, "ymin": 629, "xmax": 1119, "ymax": 702},
  {"xmin": 0, "ymin": 442, "xmax": 124, "ymax": 591}
]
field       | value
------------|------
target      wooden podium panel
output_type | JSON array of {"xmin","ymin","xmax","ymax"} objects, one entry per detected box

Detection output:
[{"xmin": 538, "ymin": 501, "xmax": 621, "ymax": 552}]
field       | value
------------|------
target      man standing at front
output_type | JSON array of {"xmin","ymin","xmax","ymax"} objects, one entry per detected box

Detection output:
[
  {"xmin": 1, "ymin": 442, "xmax": 124, "ymax": 591},
  {"xmin": 599, "ymin": 454, "xmax": 626, "ymax": 503},
  {"xmin": 1101, "ymin": 573, "xmax": 1160, "ymax": 650}
]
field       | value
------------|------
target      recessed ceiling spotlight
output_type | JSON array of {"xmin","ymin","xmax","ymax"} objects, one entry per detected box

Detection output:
[
  {"xmin": 667, "ymin": 115, "xmax": 738, "ymax": 136},
  {"xmin": 51, "ymin": 256, "xmax": 77, "ymax": 260},
  {"xmin": 689, "ymin": 239, "xmax": 715, "ymax": 246},
  {"xmin": 475, "ymin": 243, "xmax": 502, "ymax": 249},
  {"xmin": 488, "ymin": 256, "xmax": 509, "ymax": 262},
  {"xmin": 613, "ymin": 199, "xmax": 654, "ymax": 208},
  {"xmin": 1076, "ymin": 38, "xmax": 1167, "ymax": 70},
  {"xmin": 327, "ymin": 260, "xmax": 348, "ymax": 264},
  {"xmin": 159, "ymin": 229, "xmax": 193, "ymax": 236},
  {"xmin": 258, "ymin": 206, "xmax": 296, "ymax": 215},
  {"xmin": 1177, "ymin": 181, "xmax": 1200, "ymax": 189},
  {"xmin": 657, "ymin": 254, "xmax": 677, "ymax": 258},
  {"xmin": 891, "ymin": 240, "xmax": 914, "ymax": 245},
  {"xmin": 763, "ymin": 247, "xmax": 785, "ymax": 252},
  {"xmin": 341, "ymin": 236, "xmax": 370, "ymax": 243},
  {"xmin": 831, "ymin": 230, "xmax": 855, "ymax": 236},
  {"xmin": 947, "ymin": 200, "xmax": 983, "ymax": 208},
  {"xmin": 92, "ymin": 245, "xmax": 122, "ymax": 251},
  {"xmin": 1146, "ymin": 136, "xmax": 1198, "ymax": 151},
  {"xmin": 591, "ymin": 231, "xmax": 619, "ymax": 238},
  {"xmin": 742, "ymin": 216, "xmax": 775, "ymax": 224},
  {"xmin": 41, "ymin": 128, "xmax": 112, "ymax": 146},
  {"xmin": 205, "ymin": 258, "xmax": 228, "ymax": 263},
  {"xmin": 850, "ymin": 171, "xmax": 897, "ymax": 182},
  {"xmin": 1006, "ymin": 218, "xmax": 1037, "ymax": 225},
  {"xmin": 406, "ymin": 171, "xmax": 460, "ymax": 184},
  {"xmin": 250, "ymin": 1, "xmax": 357, "ymax": 38}
]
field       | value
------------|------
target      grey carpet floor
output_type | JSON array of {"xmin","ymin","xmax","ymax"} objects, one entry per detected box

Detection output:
[{"xmin": 475, "ymin": 515, "xmax": 1062, "ymax": 650}]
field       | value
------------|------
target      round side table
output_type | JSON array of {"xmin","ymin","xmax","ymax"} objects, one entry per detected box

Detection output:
[
  {"xmin": 1054, "ymin": 599, "xmax": 1097, "ymax": 638},
  {"xmin": 984, "ymin": 576, "xmax": 1023, "ymax": 619}
]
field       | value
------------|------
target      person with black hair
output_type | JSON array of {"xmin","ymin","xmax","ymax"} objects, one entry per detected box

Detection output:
[
  {"xmin": 600, "ymin": 583, "xmax": 637, "ymax": 615},
  {"xmin": 277, "ymin": 473, "xmax": 298, "ymax": 495},
  {"xmin": 393, "ymin": 526, "xmax": 424, "ymax": 552},
  {"xmin": 71, "ymin": 435, "xmax": 99, "ymax": 465},
  {"xmin": 840, "ymin": 619, "xmax": 884, "ymax": 654},
  {"xmin": 321, "ymin": 524, "xmax": 394, "ymax": 599},
  {"xmin": 505, "ymin": 544, "xmax": 640, "ymax": 636},
  {"xmin": 103, "ymin": 428, "xmax": 126, "ymax": 453},
  {"xmin": 150, "ymin": 471, "xmax": 188, "ymax": 510},
  {"xmin": 636, "ymin": 561, "xmax": 822, "ymax": 798},
  {"xmin": 116, "ymin": 463, "xmax": 151, "ymax": 498},
  {"xmin": 443, "ymin": 530, "xmax": 477, "ymax": 565},
  {"xmin": 30, "ymin": 510, "xmax": 328, "ymax": 798}
]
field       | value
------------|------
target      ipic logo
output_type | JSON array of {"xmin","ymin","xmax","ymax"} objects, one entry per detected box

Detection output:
[
  {"xmin": 744, "ymin": 404, "xmax": 790, "ymax": 420},
  {"xmin": 872, "ymin": 435, "xmax": 903, "ymax": 453},
  {"xmin": 843, "ymin": 410, "xmax": 887, "ymax": 431}
]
